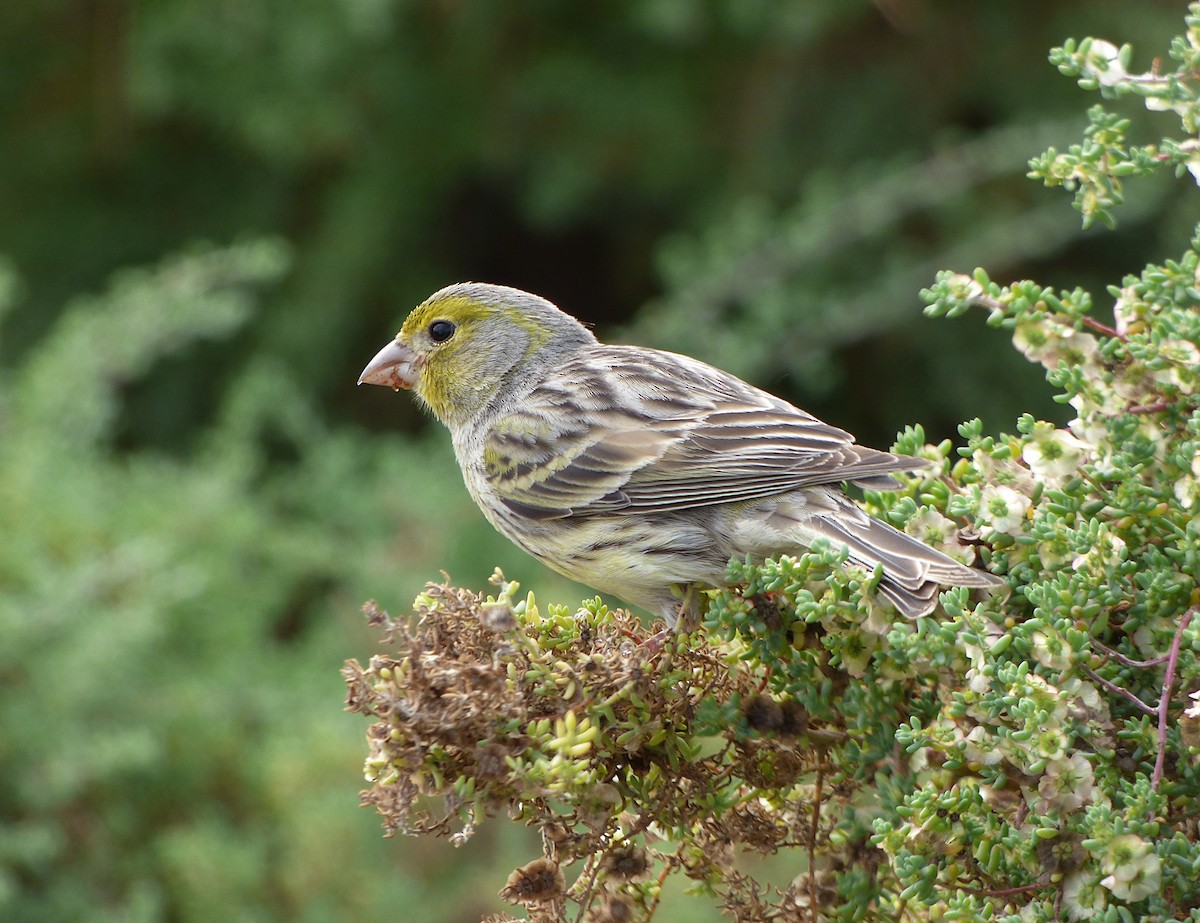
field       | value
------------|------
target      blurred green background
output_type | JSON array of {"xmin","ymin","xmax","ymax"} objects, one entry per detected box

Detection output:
[{"xmin": 0, "ymin": 2, "xmax": 1188, "ymax": 921}]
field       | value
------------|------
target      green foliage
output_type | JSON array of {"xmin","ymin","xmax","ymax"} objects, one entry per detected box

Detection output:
[
  {"xmin": 348, "ymin": 11, "xmax": 1200, "ymax": 922},
  {"xmin": 0, "ymin": 240, "xmax": 507, "ymax": 922},
  {"xmin": 2, "ymin": 2, "xmax": 1185, "ymax": 443},
  {"xmin": 1030, "ymin": 7, "xmax": 1200, "ymax": 229},
  {"xmin": 4, "ymin": 4, "xmax": 1200, "ymax": 923},
  {"xmin": 349, "ymin": 253, "xmax": 1200, "ymax": 920},
  {"xmin": 634, "ymin": 123, "xmax": 1083, "ymax": 396}
]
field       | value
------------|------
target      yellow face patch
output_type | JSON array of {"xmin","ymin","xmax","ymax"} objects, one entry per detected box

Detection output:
[
  {"xmin": 401, "ymin": 294, "xmax": 552, "ymax": 349},
  {"xmin": 392, "ymin": 289, "xmax": 566, "ymax": 426},
  {"xmin": 400, "ymin": 295, "xmax": 487, "ymax": 342}
]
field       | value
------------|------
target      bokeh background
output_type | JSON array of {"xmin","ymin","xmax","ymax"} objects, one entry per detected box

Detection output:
[{"xmin": 0, "ymin": 2, "xmax": 1189, "ymax": 921}]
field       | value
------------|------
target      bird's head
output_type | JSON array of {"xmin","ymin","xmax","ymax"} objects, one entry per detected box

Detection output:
[{"xmin": 359, "ymin": 282, "xmax": 596, "ymax": 428}]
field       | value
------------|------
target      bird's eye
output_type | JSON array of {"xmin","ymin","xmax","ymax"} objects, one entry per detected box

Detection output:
[{"xmin": 428, "ymin": 320, "xmax": 456, "ymax": 343}]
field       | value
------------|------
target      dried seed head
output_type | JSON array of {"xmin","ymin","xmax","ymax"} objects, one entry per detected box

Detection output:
[
  {"xmin": 479, "ymin": 600, "xmax": 518, "ymax": 633},
  {"xmin": 779, "ymin": 700, "xmax": 809, "ymax": 738},
  {"xmin": 602, "ymin": 844, "xmax": 652, "ymax": 881},
  {"xmin": 1036, "ymin": 833, "xmax": 1087, "ymax": 875},
  {"xmin": 785, "ymin": 867, "xmax": 840, "ymax": 915},
  {"xmin": 473, "ymin": 743, "xmax": 509, "ymax": 781},
  {"xmin": 585, "ymin": 895, "xmax": 635, "ymax": 923},
  {"xmin": 750, "ymin": 593, "xmax": 783, "ymax": 631},
  {"xmin": 362, "ymin": 599, "xmax": 389, "ymax": 627},
  {"xmin": 499, "ymin": 858, "xmax": 565, "ymax": 904},
  {"xmin": 743, "ymin": 694, "xmax": 784, "ymax": 733}
]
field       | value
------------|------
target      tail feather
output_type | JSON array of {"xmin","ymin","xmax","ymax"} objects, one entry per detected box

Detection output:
[
  {"xmin": 875, "ymin": 579, "xmax": 940, "ymax": 618},
  {"xmin": 813, "ymin": 506, "xmax": 1005, "ymax": 618}
]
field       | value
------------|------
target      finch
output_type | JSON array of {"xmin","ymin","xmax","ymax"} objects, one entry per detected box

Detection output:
[{"xmin": 360, "ymin": 283, "xmax": 1003, "ymax": 624}]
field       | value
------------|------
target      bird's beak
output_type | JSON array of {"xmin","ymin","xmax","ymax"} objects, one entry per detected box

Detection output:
[{"xmin": 358, "ymin": 339, "xmax": 419, "ymax": 390}]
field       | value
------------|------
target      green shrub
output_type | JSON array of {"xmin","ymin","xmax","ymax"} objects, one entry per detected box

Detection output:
[
  {"xmin": 0, "ymin": 240, "xmax": 496, "ymax": 922},
  {"xmin": 347, "ymin": 10, "xmax": 1200, "ymax": 921}
]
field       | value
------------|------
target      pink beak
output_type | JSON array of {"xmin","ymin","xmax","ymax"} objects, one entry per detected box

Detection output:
[{"xmin": 358, "ymin": 339, "xmax": 419, "ymax": 390}]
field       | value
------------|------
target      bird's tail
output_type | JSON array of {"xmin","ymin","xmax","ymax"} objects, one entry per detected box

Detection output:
[{"xmin": 812, "ymin": 506, "xmax": 1005, "ymax": 618}]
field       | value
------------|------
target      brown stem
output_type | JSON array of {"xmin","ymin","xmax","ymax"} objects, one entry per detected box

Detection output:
[
  {"xmin": 569, "ymin": 852, "xmax": 601, "ymax": 923},
  {"xmin": 642, "ymin": 863, "xmax": 673, "ymax": 921}
]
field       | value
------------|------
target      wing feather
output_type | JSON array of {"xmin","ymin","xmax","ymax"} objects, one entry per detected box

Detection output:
[{"xmin": 480, "ymin": 346, "xmax": 926, "ymax": 520}]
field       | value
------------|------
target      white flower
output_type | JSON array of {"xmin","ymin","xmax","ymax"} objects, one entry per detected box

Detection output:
[
  {"xmin": 945, "ymin": 272, "xmax": 986, "ymax": 303},
  {"xmin": 1022, "ymin": 426, "xmax": 1091, "ymax": 483},
  {"xmin": 1068, "ymin": 392, "xmax": 1135, "ymax": 477},
  {"xmin": 1039, "ymin": 752, "xmax": 1097, "ymax": 811},
  {"xmin": 1061, "ymin": 677, "xmax": 1110, "ymax": 727},
  {"xmin": 962, "ymin": 725, "xmax": 1002, "ymax": 766},
  {"xmin": 1063, "ymin": 871, "xmax": 1108, "ymax": 921},
  {"xmin": 1169, "ymin": 139, "xmax": 1200, "ymax": 189},
  {"xmin": 1034, "ymin": 726, "xmax": 1068, "ymax": 763},
  {"xmin": 972, "ymin": 449, "xmax": 1037, "ymax": 493},
  {"xmin": 904, "ymin": 508, "xmax": 976, "ymax": 566},
  {"xmin": 923, "ymin": 714, "xmax": 966, "ymax": 750},
  {"xmin": 1146, "ymin": 93, "xmax": 1192, "ymax": 119},
  {"xmin": 1083, "ymin": 39, "xmax": 1127, "ymax": 87},
  {"xmin": 1188, "ymin": 155, "xmax": 1200, "ymax": 188},
  {"xmin": 1031, "ymin": 629, "xmax": 1073, "ymax": 671},
  {"xmin": 977, "ymin": 485, "xmax": 1031, "ymax": 535},
  {"xmin": 965, "ymin": 663, "xmax": 991, "ymax": 695},
  {"xmin": 1158, "ymin": 338, "xmax": 1200, "ymax": 392},
  {"xmin": 1182, "ymin": 689, "xmax": 1200, "ymax": 753},
  {"xmin": 961, "ymin": 640, "xmax": 992, "ymax": 694},
  {"xmin": 838, "ymin": 629, "xmax": 878, "ymax": 678},
  {"xmin": 1187, "ymin": 689, "xmax": 1200, "ymax": 721},
  {"xmin": 1012, "ymin": 319, "xmax": 1057, "ymax": 362},
  {"xmin": 1068, "ymin": 389, "xmax": 1123, "ymax": 421},
  {"xmin": 1013, "ymin": 321, "xmax": 1102, "ymax": 377},
  {"xmin": 862, "ymin": 599, "xmax": 896, "ymax": 637},
  {"xmin": 1099, "ymin": 834, "xmax": 1161, "ymax": 902},
  {"xmin": 1110, "ymin": 366, "xmax": 1146, "ymax": 399},
  {"xmin": 1111, "ymin": 288, "xmax": 1142, "ymax": 336}
]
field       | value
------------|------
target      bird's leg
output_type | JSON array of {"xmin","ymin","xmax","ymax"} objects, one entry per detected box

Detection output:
[
  {"xmin": 675, "ymin": 583, "xmax": 702, "ymax": 633},
  {"xmin": 641, "ymin": 584, "xmax": 700, "ymax": 653}
]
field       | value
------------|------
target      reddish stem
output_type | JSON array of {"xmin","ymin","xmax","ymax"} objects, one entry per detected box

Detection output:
[
  {"xmin": 958, "ymin": 882, "xmax": 1051, "ymax": 898},
  {"xmin": 1091, "ymin": 638, "xmax": 1168, "ymax": 669},
  {"xmin": 1153, "ymin": 608, "xmax": 1195, "ymax": 791},
  {"xmin": 809, "ymin": 764, "xmax": 823, "ymax": 913},
  {"xmin": 1080, "ymin": 315, "xmax": 1126, "ymax": 340},
  {"xmin": 1128, "ymin": 401, "xmax": 1170, "ymax": 415},
  {"xmin": 1081, "ymin": 666, "xmax": 1157, "ymax": 716}
]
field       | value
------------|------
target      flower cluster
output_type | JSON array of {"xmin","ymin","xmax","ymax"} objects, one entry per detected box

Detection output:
[
  {"xmin": 1029, "ymin": 4, "xmax": 1200, "ymax": 226},
  {"xmin": 910, "ymin": 236, "xmax": 1200, "ymax": 920}
]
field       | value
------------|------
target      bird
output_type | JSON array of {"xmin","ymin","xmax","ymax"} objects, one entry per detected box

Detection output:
[{"xmin": 359, "ymin": 282, "xmax": 1004, "ymax": 626}]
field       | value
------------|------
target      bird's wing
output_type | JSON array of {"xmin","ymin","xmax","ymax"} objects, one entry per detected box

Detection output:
[{"xmin": 480, "ymin": 346, "xmax": 927, "ymax": 520}]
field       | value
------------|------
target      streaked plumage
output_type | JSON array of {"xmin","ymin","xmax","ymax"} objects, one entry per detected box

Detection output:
[{"xmin": 360, "ymin": 283, "xmax": 1004, "ymax": 623}]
